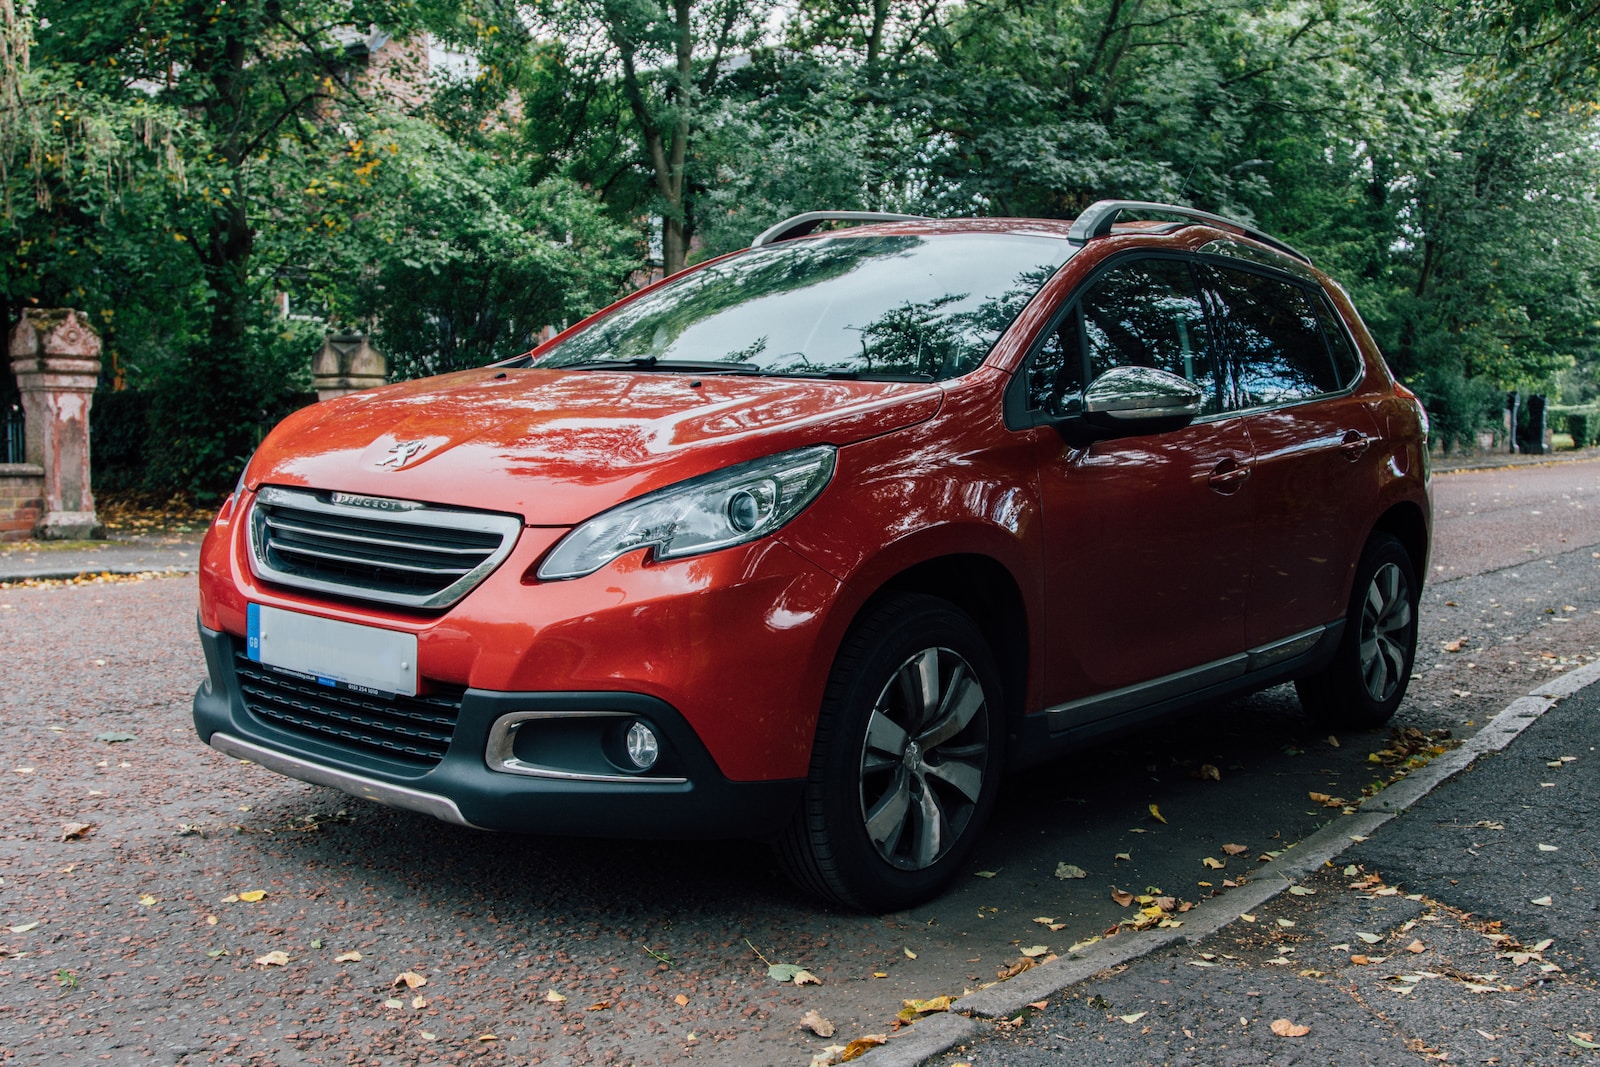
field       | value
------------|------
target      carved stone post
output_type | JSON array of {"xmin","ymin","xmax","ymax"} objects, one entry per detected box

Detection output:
[
  {"xmin": 7, "ymin": 309, "xmax": 104, "ymax": 539},
  {"xmin": 311, "ymin": 332, "xmax": 387, "ymax": 401}
]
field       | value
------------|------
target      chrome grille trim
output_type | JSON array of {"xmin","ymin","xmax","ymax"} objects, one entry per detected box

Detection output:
[{"xmin": 248, "ymin": 485, "xmax": 522, "ymax": 609}]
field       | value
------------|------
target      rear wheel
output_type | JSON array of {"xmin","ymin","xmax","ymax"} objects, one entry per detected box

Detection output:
[
  {"xmin": 777, "ymin": 594, "xmax": 1005, "ymax": 911},
  {"xmin": 1296, "ymin": 532, "xmax": 1418, "ymax": 729}
]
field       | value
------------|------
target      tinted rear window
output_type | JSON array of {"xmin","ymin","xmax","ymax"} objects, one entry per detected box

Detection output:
[
  {"xmin": 540, "ymin": 234, "xmax": 1073, "ymax": 381},
  {"xmin": 1208, "ymin": 265, "xmax": 1340, "ymax": 407}
]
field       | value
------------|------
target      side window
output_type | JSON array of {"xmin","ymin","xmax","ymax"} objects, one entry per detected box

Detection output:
[
  {"xmin": 1314, "ymin": 295, "xmax": 1363, "ymax": 388},
  {"xmin": 1079, "ymin": 258, "xmax": 1221, "ymax": 415},
  {"xmin": 1025, "ymin": 310, "xmax": 1085, "ymax": 413},
  {"xmin": 1209, "ymin": 265, "xmax": 1340, "ymax": 407}
]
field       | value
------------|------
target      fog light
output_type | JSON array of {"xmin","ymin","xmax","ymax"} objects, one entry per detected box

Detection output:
[{"xmin": 625, "ymin": 721, "xmax": 660, "ymax": 770}]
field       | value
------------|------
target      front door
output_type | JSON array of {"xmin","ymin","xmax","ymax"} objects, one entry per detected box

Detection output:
[{"xmin": 1025, "ymin": 256, "xmax": 1256, "ymax": 727}]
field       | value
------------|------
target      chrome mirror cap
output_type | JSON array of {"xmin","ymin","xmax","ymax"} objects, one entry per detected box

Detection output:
[{"xmin": 1082, "ymin": 366, "xmax": 1204, "ymax": 421}]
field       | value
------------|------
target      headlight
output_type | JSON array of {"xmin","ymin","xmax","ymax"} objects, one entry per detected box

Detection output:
[{"xmin": 537, "ymin": 445, "xmax": 837, "ymax": 580}]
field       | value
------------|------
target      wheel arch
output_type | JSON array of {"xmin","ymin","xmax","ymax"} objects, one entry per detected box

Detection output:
[
  {"xmin": 873, "ymin": 554, "xmax": 1031, "ymax": 729},
  {"xmin": 1369, "ymin": 500, "xmax": 1430, "ymax": 589}
]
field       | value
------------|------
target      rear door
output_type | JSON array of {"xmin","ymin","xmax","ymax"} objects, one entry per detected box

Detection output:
[{"xmin": 1199, "ymin": 261, "xmax": 1384, "ymax": 648}]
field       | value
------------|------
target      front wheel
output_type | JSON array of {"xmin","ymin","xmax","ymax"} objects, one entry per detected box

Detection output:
[
  {"xmin": 777, "ymin": 594, "xmax": 1005, "ymax": 911},
  {"xmin": 1296, "ymin": 532, "xmax": 1419, "ymax": 729}
]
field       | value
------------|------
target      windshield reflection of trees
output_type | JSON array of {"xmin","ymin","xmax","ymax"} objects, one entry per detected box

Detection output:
[{"xmin": 541, "ymin": 238, "xmax": 1064, "ymax": 381}]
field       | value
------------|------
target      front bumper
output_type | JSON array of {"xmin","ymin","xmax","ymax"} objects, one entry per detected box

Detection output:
[{"xmin": 193, "ymin": 623, "xmax": 803, "ymax": 839}]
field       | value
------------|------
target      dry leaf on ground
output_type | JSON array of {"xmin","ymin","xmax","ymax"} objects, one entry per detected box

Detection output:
[
  {"xmin": 800, "ymin": 1009, "xmax": 835, "ymax": 1037},
  {"xmin": 839, "ymin": 1034, "xmax": 887, "ymax": 1061},
  {"xmin": 1271, "ymin": 1019, "xmax": 1310, "ymax": 1037}
]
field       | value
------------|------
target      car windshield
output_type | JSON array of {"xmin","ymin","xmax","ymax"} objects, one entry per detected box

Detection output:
[{"xmin": 538, "ymin": 233, "xmax": 1074, "ymax": 381}]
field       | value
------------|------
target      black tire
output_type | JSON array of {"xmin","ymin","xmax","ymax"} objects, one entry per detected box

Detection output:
[
  {"xmin": 776, "ymin": 594, "xmax": 1006, "ymax": 911},
  {"xmin": 1295, "ymin": 532, "xmax": 1419, "ymax": 729}
]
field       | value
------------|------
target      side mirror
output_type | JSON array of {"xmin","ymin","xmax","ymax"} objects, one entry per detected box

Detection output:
[{"xmin": 1073, "ymin": 366, "xmax": 1203, "ymax": 437}]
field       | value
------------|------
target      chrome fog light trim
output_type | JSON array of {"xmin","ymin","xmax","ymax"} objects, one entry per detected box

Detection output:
[{"xmin": 485, "ymin": 711, "xmax": 687, "ymax": 784}]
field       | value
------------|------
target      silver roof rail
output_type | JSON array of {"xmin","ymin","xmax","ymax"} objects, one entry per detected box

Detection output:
[
  {"xmin": 751, "ymin": 211, "xmax": 930, "ymax": 248},
  {"xmin": 1067, "ymin": 200, "xmax": 1312, "ymax": 266}
]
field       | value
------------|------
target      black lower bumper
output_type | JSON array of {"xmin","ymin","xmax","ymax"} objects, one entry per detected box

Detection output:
[{"xmin": 192, "ymin": 622, "xmax": 803, "ymax": 839}]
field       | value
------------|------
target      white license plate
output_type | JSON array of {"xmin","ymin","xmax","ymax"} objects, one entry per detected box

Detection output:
[{"xmin": 247, "ymin": 604, "xmax": 418, "ymax": 697}]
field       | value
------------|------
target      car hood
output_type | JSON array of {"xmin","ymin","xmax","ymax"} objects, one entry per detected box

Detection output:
[{"xmin": 245, "ymin": 367, "xmax": 943, "ymax": 524}]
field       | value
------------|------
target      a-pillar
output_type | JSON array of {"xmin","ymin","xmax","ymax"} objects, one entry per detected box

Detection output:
[{"xmin": 7, "ymin": 309, "xmax": 104, "ymax": 539}]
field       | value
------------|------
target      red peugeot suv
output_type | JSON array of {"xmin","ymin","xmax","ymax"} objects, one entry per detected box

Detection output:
[{"xmin": 193, "ymin": 201, "xmax": 1431, "ymax": 910}]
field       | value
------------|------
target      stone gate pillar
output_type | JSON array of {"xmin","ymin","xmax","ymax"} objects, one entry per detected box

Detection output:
[
  {"xmin": 7, "ymin": 309, "xmax": 103, "ymax": 539},
  {"xmin": 311, "ymin": 332, "xmax": 387, "ymax": 401}
]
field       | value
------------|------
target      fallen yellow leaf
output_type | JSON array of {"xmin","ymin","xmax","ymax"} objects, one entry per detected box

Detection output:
[
  {"xmin": 1271, "ymin": 1018, "xmax": 1310, "ymax": 1037},
  {"xmin": 238, "ymin": 890, "xmax": 266, "ymax": 903},
  {"xmin": 335, "ymin": 951, "xmax": 362, "ymax": 962},
  {"xmin": 1149, "ymin": 804, "xmax": 1167, "ymax": 824},
  {"xmin": 840, "ymin": 1034, "xmax": 887, "ymax": 1061},
  {"xmin": 394, "ymin": 971, "xmax": 427, "ymax": 989},
  {"xmin": 254, "ymin": 950, "xmax": 290, "ymax": 967}
]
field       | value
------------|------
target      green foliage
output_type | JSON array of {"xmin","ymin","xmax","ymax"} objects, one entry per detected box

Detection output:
[
  {"xmin": 1408, "ymin": 365, "xmax": 1507, "ymax": 455},
  {"xmin": 301, "ymin": 117, "xmax": 638, "ymax": 377},
  {"xmin": 139, "ymin": 318, "xmax": 321, "ymax": 502},
  {"xmin": 1549, "ymin": 406, "xmax": 1599, "ymax": 447},
  {"xmin": 6, "ymin": 0, "xmax": 638, "ymax": 496},
  {"xmin": 11, "ymin": 0, "xmax": 1600, "ymax": 497}
]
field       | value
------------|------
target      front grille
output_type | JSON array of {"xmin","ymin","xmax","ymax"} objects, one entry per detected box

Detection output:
[
  {"xmin": 248, "ymin": 486, "xmax": 522, "ymax": 610},
  {"xmin": 234, "ymin": 649, "xmax": 464, "ymax": 769}
]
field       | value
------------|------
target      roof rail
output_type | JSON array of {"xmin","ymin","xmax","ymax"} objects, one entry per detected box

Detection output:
[
  {"xmin": 1067, "ymin": 200, "xmax": 1312, "ymax": 266},
  {"xmin": 751, "ymin": 211, "xmax": 929, "ymax": 248}
]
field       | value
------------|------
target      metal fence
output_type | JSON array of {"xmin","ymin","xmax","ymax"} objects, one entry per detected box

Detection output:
[{"xmin": 2, "ymin": 404, "xmax": 24, "ymax": 465}]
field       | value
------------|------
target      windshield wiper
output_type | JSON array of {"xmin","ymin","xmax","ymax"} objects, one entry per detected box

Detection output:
[
  {"xmin": 763, "ymin": 369, "xmax": 937, "ymax": 383},
  {"xmin": 562, "ymin": 356, "xmax": 762, "ymax": 374}
]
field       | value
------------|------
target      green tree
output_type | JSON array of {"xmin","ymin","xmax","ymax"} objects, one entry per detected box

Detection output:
[
  {"xmin": 295, "ymin": 115, "xmax": 639, "ymax": 378},
  {"xmin": 524, "ymin": 0, "xmax": 771, "ymax": 274}
]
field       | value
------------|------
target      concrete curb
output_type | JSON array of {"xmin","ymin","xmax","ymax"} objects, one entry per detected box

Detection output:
[{"xmin": 857, "ymin": 657, "xmax": 1600, "ymax": 1066}]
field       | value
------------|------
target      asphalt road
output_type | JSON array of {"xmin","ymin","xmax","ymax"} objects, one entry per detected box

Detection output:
[
  {"xmin": 0, "ymin": 457, "xmax": 1597, "ymax": 1065},
  {"xmin": 930, "ymin": 662, "xmax": 1600, "ymax": 1067}
]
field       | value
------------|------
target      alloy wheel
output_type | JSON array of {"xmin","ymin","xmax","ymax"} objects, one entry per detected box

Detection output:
[
  {"xmin": 857, "ymin": 646, "xmax": 989, "ymax": 871},
  {"xmin": 1359, "ymin": 561, "xmax": 1412, "ymax": 702}
]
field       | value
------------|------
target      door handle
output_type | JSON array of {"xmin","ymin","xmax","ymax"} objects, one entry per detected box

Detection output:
[
  {"xmin": 1339, "ymin": 430, "xmax": 1372, "ymax": 461},
  {"xmin": 1207, "ymin": 458, "xmax": 1251, "ymax": 494}
]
